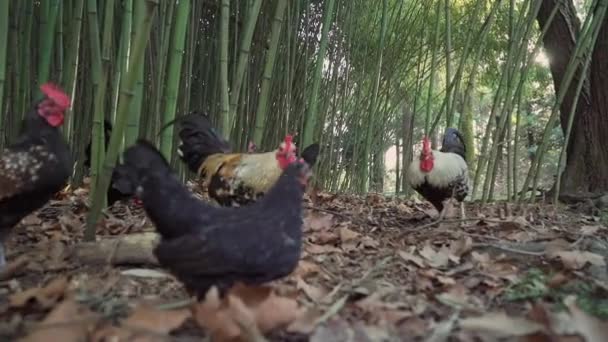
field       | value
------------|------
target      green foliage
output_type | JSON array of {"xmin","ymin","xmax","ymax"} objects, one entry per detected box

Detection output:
[{"xmin": 504, "ymin": 268, "xmax": 608, "ymax": 319}]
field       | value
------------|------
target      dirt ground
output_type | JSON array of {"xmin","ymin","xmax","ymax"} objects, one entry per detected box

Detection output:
[{"xmin": 1, "ymin": 184, "xmax": 607, "ymax": 341}]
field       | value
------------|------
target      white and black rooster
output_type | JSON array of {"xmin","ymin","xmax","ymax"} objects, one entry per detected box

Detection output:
[{"xmin": 407, "ymin": 128, "xmax": 469, "ymax": 220}]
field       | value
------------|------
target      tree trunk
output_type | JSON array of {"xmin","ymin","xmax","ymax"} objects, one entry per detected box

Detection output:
[{"xmin": 537, "ymin": 0, "xmax": 608, "ymax": 194}]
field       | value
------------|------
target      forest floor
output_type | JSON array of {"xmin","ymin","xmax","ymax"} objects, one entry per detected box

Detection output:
[{"xmin": 1, "ymin": 184, "xmax": 608, "ymax": 342}]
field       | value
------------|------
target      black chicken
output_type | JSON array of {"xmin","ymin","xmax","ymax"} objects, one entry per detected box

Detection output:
[
  {"xmin": 83, "ymin": 119, "xmax": 137, "ymax": 206},
  {"xmin": 118, "ymin": 139, "xmax": 309, "ymax": 297},
  {"xmin": 0, "ymin": 83, "xmax": 73, "ymax": 268}
]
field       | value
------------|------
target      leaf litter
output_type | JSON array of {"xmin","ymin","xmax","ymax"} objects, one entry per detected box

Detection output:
[{"xmin": 1, "ymin": 187, "xmax": 608, "ymax": 341}]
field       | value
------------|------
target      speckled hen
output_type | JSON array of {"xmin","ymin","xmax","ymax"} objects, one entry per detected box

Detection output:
[
  {"xmin": 119, "ymin": 138, "xmax": 309, "ymax": 297},
  {"xmin": 0, "ymin": 83, "xmax": 73, "ymax": 269}
]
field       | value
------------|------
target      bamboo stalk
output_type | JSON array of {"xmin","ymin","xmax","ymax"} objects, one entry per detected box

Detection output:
[
  {"xmin": 252, "ymin": 0, "xmax": 288, "ymax": 145},
  {"xmin": 301, "ymin": 0, "xmax": 336, "ymax": 148},
  {"xmin": 37, "ymin": 0, "xmax": 60, "ymax": 89},
  {"xmin": 84, "ymin": 0, "xmax": 159, "ymax": 241},
  {"xmin": 226, "ymin": 0, "xmax": 263, "ymax": 136},
  {"xmin": 0, "ymin": 0, "xmax": 9, "ymax": 136},
  {"xmin": 159, "ymin": 0, "xmax": 190, "ymax": 159}
]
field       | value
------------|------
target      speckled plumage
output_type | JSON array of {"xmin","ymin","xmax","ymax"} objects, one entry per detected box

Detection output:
[
  {"xmin": 177, "ymin": 112, "xmax": 319, "ymax": 207},
  {"xmin": 0, "ymin": 92, "xmax": 72, "ymax": 268},
  {"xmin": 121, "ymin": 140, "xmax": 307, "ymax": 297}
]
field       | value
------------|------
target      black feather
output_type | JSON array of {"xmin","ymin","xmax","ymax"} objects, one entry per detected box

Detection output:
[
  {"xmin": 301, "ymin": 143, "xmax": 320, "ymax": 167},
  {"xmin": 440, "ymin": 127, "xmax": 467, "ymax": 160},
  {"xmin": 177, "ymin": 111, "xmax": 232, "ymax": 173},
  {"xmin": 83, "ymin": 120, "xmax": 135, "ymax": 205}
]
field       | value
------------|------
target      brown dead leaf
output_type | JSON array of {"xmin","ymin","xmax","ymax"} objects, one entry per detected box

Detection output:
[
  {"xmin": 459, "ymin": 312, "xmax": 545, "ymax": 338},
  {"xmin": 450, "ymin": 236, "xmax": 473, "ymax": 257},
  {"xmin": 399, "ymin": 250, "xmax": 426, "ymax": 268},
  {"xmin": 249, "ymin": 289, "xmax": 299, "ymax": 332},
  {"xmin": 549, "ymin": 250, "xmax": 606, "ymax": 270},
  {"xmin": 0, "ymin": 255, "xmax": 30, "ymax": 281},
  {"xmin": 286, "ymin": 308, "xmax": 323, "ymax": 334},
  {"xmin": 564, "ymin": 296, "xmax": 608, "ymax": 342},
  {"xmin": 305, "ymin": 243, "xmax": 341, "ymax": 254},
  {"xmin": 580, "ymin": 225, "xmax": 601, "ymax": 235},
  {"xmin": 419, "ymin": 244, "xmax": 450, "ymax": 268},
  {"xmin": 355, "ymin": 292, "xmax": 412, "ymax": 325},
  {"xmin": 292, "ymin": 260, "xmax": 321, "ymax": 279},
  {"xmin": 21, "ymin": 300, "xmax": 99, "ymax": 342},
  {"xmin": 21, "ymin": 214, "xmax": 42, "ymax": 226},
  {"xmin": 304, "ymin": 212, "xmax": 334, "ymax": 232},
  {"xmin": 10, "ymin": 277, "xmax": 69, "ymax": 309},
  {"xmin": 192, "ymin": 287, "xmax": 241, "ymax": 341},
  {"xmin": 312, "ymin": 231, "xmax": 339, "ymax": 245},
  {"xmin": 296, "ymin": 277, "xmax": 327, "ymax": 303},
  {"xmin": 123, "ymin": 303, "xmax": 190, "ymax": 334},
  {"xmin": 193, "ymin": 284, "xmax": 300, "ymax": 340},
  {"xmin": 339, "ymin": 226, "xmax": 360, "ymax": 242}
]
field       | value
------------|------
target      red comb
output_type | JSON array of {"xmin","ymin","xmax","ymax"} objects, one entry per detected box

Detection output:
[
  {"xmin": 40, "ymin": 83, "xmax": 71, "ymax": 110},
  {"xmin": 284, "ymin": 135, "xmax": 293, "ymax": 144},
  {"xmin": 422, "ymin": 136, "xmax": 431, "ymax": 151}
]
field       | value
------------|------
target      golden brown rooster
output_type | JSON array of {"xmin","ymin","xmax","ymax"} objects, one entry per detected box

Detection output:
[{"xmin": 177, "ymin": 112, "xmax": 319, "ymax": 206}]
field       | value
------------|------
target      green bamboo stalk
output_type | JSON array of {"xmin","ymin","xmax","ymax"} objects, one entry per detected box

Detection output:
[
  {"xmin": 84, "ymin": 0, "xmax": 158, "ymax": 241},
  {"xmin": 226, "ymin": 0, "xmax": 263, "ymax": 136},
  {"xmin": 424, "ymin": 0, "xmax": 441, "ymax": 135},
  {"xmin": 219, "ymin": 0, "xmax": 231, "ymax": 134},
  {"xmin": 301, "ymin": 0, "xmax": 336, "ymax": 149},
  {"xmin": 159, "ymin": 0, "xmax": 190, "ymax": 159},
  {"xmin": 86, "ymin": 0, "xmax": 106, "ymax": 199},
  {"xmin": 38, "ymin": 0, "xmax": 60, "ymax": 90},
  {"xmin": 360, "ymin": 0, "xmax": 389, "ymax": 192},
  {"xmin": 443, "ymin": 0, "xmax": 453, "ymax": 127},
  {"xmin": 61, "ymin": 0, "xmax": 84, "ymax": 141},
  {"xmin": 126, "ymin": 0, "xmax": 144, "ymax": 146},
  {"xmin": 252, "ymin": 0, "xmax": 287, "ymax": 145},
  {"xmin": 0, "ymin": 0, "xmax": 9, "ymax": 135}
]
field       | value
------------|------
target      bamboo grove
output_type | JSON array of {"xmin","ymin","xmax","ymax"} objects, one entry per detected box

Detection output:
[{"xmin": 0, "ymin": 0, "xmax": 605, "ymax": 239}]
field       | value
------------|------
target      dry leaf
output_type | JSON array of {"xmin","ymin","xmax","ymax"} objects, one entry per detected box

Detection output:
[
  {"xmin": 580, "ymin": 225, "xmax": 600, "ymax": 235},
  {"xmin": 304, "ymin": 213, "xmax": 334, "ymax": 232},
  {"xmin": 292, "ymin": 260, "xmax": 321, "ymax": 278},
  {"xmin": 419, "ymin": 245, "xmax": 450, "ymax": 268},
  {"xmin": 305, "ymin": 243, "xmax": 341, "ymax": 254},
  {"xmin": 459, "ymin": 313, "xmax": 544, "ymax": 337},
  {"xmin": 251, "ymin": 290, "xmax": 299, "ymax": 332},
  {"xmin": 564, "ymin": 296, "xmax": 608, "ymax": 342},
  {"xmin": 123, "ymin": 303, "xmax": 190, "ymax": 334},
  {"xmin": 287, "ymin": 308, "xmax": 323, "ymax": 334},
  {"xmin": 192, "ymin": 287, "xmax": 241, "ymax": 341},
  {"xmin": 450, "ymin": 236, "xmax": 473, "ymax": 257},
  {"xmin": 192, "ymin": 284, "xmax": 300, "ymax": 340},
  {"xmin": 549, "ymin": 250, "xmax": 606, "ymax": 269},
  {"xmin": 21, "ymin": 300, "xmax": 98, "ymax": 342},
  {"xmin": 398, "ymin": 250, "xmax": 425, "ymax": 268},
  {"xmin": 312, "ymin": 231, "xmax": 339, "ymax": 245},
  {"xmin": 339, "ymin": 227, "xmax": 360, "ymax": 242},
  {"xmin": 296, "ymin": 277, "xmax": 327, "ymax": 303},
  {"xmin": 10, "ymin": 277, "xmax": 69, "ymax": 309}
]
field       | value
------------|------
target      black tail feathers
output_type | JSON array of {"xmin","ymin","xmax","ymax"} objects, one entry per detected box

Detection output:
[
  {"xmin": 301, "ymin": 143, "xmax": 320, "ymax": 167},
  {"xmin": 177, "ymin": 112, "xmax": 232, "ymax": 173},
  {"xmin": 440, "ymin": 128, "xmax": 467, "ymax": 160}
]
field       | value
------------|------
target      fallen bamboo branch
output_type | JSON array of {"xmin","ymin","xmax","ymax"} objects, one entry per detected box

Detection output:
[{"xmin": 72, "ymin": 232, "xmax": 160, "ymax": 266}]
